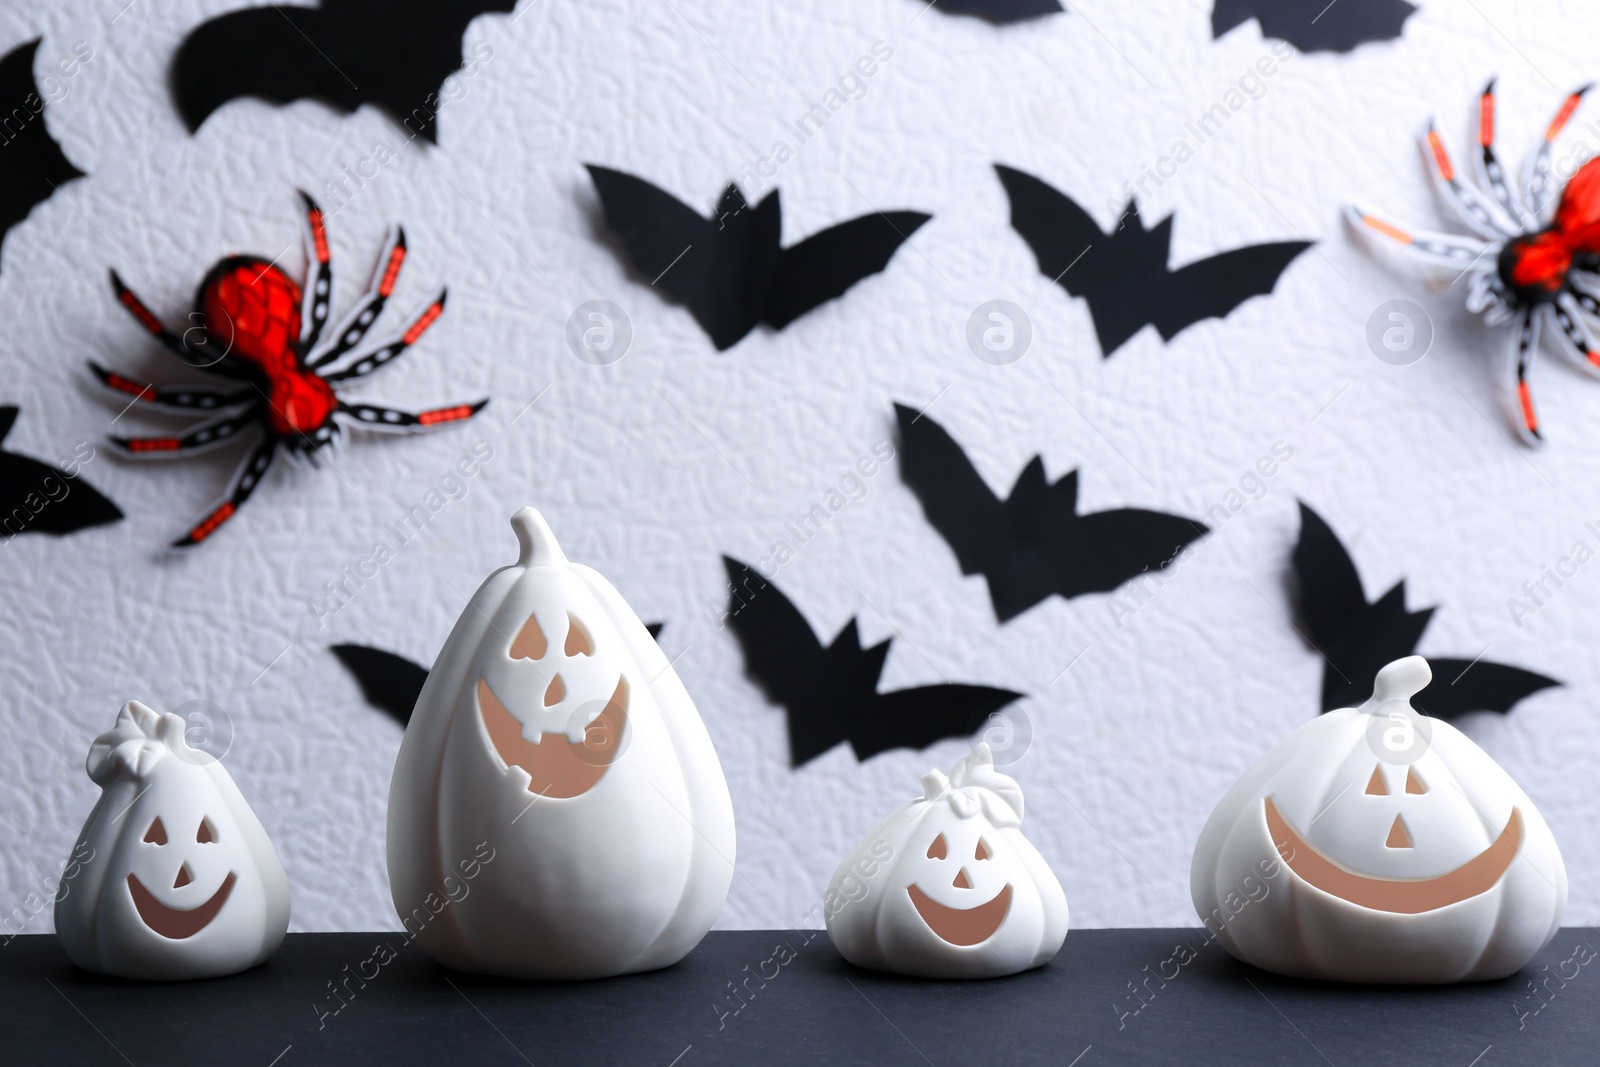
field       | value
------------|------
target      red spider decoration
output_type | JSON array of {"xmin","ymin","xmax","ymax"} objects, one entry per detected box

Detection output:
[
  {"xmin": 1349, "ymin": 81, "xmax": 1600, "ymax": 445},
  {"xmin": 93, "ymin": 193, "xmax": 487, "ymax": 546}
]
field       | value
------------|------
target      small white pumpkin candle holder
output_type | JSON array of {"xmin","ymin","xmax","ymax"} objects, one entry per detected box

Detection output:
[
  {"xmin": 1191, "ymin": 656, "xmax": 1566, "ymax": 983},
  {"xmin": 386, "ymin": 506, "xmax": 736, "ymax": 978},
  {"xmin": 55, "ymin": 700, "xmax": 290, "ymax": 979},
  {"xmin": 825, "ymin": 743, "xmax": 1068, "ymax": 979}
]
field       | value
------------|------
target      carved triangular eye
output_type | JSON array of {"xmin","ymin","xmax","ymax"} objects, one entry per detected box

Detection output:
[
  {"xmin": 143, "ymin": 818, "xmax": 167, "ymax": 845},
  {"xmin": 975, "ymin": 838, "xmax": 992, "ymax": 861},
  {"xmin": 1365, "ymin": 766, "xmax": 1388, "ymax": 796},
  {"xmin": 510, "ymin": 613, "xmax": 547, "ymax": 660},
  {"xmin": 564, "ymin": 614, "xmax": 594, "ymax": 656},
  {"xmin": 1406, "ymin": 767, "xmax": 1427, "ymax": 794},
  {"xmin": 196, "ymin": 817, "xmax": 217, "ymax": 844},
  {"xmin": 926, "ymin": 833, "xmax": 948, "ymax": 860}
]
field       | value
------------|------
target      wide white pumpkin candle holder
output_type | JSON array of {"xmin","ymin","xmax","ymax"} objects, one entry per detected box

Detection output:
[
  {"xmin": 386, "ymin": 506, "xmax": 736, "ymax": 978},
  {"xmin": 1191, "ymin": 656, "xmax": 1566, "ymax": 983}
]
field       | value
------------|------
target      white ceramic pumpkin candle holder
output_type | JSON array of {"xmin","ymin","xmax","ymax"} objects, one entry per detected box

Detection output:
[
  {"xmin": 54, "ymin": 700, "xmax": 290, "ymax": 980},
  {"xmin": 387, "ymin": 506, "xmax": 736, "ymax": 979},
  {"xmin": 825, "ymin": 743, "xmax": 1068, "ymax": 979},
  {"xmin": 1191, "ymin": 656, "xmax": 1566, "ymax": 984}
]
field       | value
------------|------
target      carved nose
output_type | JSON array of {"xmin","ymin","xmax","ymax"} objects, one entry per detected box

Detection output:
[
  {"xmin": 543, "ymin": 674, "xmax": 566, "ymax": 706},
  {"xmin": 173, "ymin": 863, "xmax": 193, "ymax": 889},
  {"xmin": 1386, "ymin": 815, "xmax": 1413, "ymax": 849},
  {"xmin": 952, "ymin": 867, "xmax": 973, "ymax": 889}
]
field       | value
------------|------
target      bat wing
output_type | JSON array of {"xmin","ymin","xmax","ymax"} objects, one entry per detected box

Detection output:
[
  {"xmin": 994, "ymin": 164, "xmax": 1108, "ymax": 293},
  {"xmin": 766, "ymin": 211, "xmax": 930, "ymax": 330},
  {"xmin": 0, "ymin": 407, "xmax": 122, "ymax": 538},
  {"xmin": 1291, "ymin": 502, "xmax": 1374, "ymax": 652},
  {"xmin": 931, "ymin": 0, "xmax": 1064, "ymax": 22},
  {"xmin": 1069, "ymin": 506, "xmax": 1209, "ymax": 596},
  {"xmin": 0, "ymin": 40, "xmax": 84, "ymax": 253},
  {"xmin": 1152, "ymin": 239, "xmax": 1311, "ymax": 341},
  {"xmin": 722, "ymin": 557, "xmax": 838, "ymax": 762},
  {"xmin": 894, "ymin": 403, "xmax": 1008, "ymax": 580},
  {"xmin": 174, "ymin": 0, "xmax": 515, "ymax": 142},
  {"xmin": 1214, "ymin": 0, "xmax": 1415, "ymax": 53},
  {"xmin": 583, "ymin": 165, "xmax": 762, "ymax": 346},
  {"xmin": 857, "ymin": 684, "xmax": 1022, "ymax": 761},
  {"xmin": 1415, "ymin": 658, "xmax": 1559, "ymax": 719},
  {"xmin": 331, "ymin": 644, "xmax": 429, "ymax": 725}
]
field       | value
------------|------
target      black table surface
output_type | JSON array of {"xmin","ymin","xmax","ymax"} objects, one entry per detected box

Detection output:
[{"xmin": 4, "ymin": 927, "xmax": 1596, "ymax": 1065}]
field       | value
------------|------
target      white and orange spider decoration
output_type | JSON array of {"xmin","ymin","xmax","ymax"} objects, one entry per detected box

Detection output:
[{"xmin": 1348, "ymin": 80, "xmax": 1600, "ymax": 445}]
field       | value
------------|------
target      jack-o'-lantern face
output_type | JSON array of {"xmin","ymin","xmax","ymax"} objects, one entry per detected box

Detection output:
[
  {"xmin": 1265, "ymin": 760, "xmax": 1523, "ymax": 915},
  {"xmin": 477, "ymin": 606, "xmax": 628, "ymax": 798},
  {"xmin": 126, "ymin": 813, "xmax": 237, "ymax": 939},
  {"xmin": 906, "ymin": 826, "xmax": 1014, "ymax": 947}
]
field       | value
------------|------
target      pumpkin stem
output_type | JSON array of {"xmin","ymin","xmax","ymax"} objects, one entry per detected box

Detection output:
[
  {"xmin": 510, "ymin": 507, "xmax": 568, "ymax": 568},
  {"xmin": 1367, "ymin": 655, "xmax": 1431, "ymax": 708}
]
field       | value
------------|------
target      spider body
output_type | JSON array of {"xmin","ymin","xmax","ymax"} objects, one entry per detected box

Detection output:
[
  {"xmin": 95, "ymin": 193, "xmax": 486, "ymax": 546},
  {"xmin": 1349, "ymin": 81, "xmax": 1600, "ymax": 444}
]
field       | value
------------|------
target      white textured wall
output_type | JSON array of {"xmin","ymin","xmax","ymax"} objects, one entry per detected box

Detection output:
[{"xmin": 2, "ymin": 0, "xmax": 1597, "ymax": 935}]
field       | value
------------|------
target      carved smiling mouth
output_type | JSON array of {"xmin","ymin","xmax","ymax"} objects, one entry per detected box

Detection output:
[
  {"xmin": 477, "ymin": 676, "xmax": 628, "ymax": 798},
  {"xmin": 907, "ymin": 883, "xmax": 1013, "ymax": 946},
  {"xmin": 1264, "ymin": 797, "xmax": 1523, "ymax": 915},
  {"xmin": 127, "ymin": 872, "xmax": 236, "ymax": 939}
]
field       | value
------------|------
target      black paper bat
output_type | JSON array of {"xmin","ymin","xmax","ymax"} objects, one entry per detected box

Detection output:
[
  {"xmin": 0, "ymin": 406, "xmax": 121, "ymax": 538},
  {"xmin": 896, "ymin": 404, "xmax": 1208, "ymax": 622},
  {"xmin": 1292, "ymin": 502, "xmax": 1557, "ymax": 718},
  {"xmin": 922, "ymin": 0, "xmax": 1064, "ymax": 23},
  {"xmin": 334, "ymin": 623, "xmax": 666, "ymax": 726},
  {"xmin": 586, "ymin": 165, "xmax": 931, "ymax": 350},
  {"xmin": 173, "ymin": 0, "xmax": 514, "ymax": 143},
  {"xmin": 995, "ymin": 164, "xmax": 1311, "ymax": 356},
  {"xmin": 1212, "ymin": 0, "xmax": 1416, "ymax": 54},
  {"xmin": 723, "ymin": 557, "xmax": 1021, "ymax": 766},
  {"xmin": 0, "ymin": 39, "xmax": 84, "ymax": 262}
]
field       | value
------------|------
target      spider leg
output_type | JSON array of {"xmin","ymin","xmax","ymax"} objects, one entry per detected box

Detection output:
[
  {"xmin": 171, "ymin": 437, "xmax": 277, "ymax": 548},
  {"xmin": 306, "ymin": 226, "xmax": 407, "ymax": 371},
  {"xmin": 109, "ymin": 270, "xmax": 219, "ymax": 370},
  {"xmin": 319, "ymin": 290, "xmax": 447, "ymax": 383},
  {"xmin": 110, "ymin": 408, "xmax": 261, "ymax": 457},
  {"xmin": 336, "ymin": 397, "xmax": 487, "ymax": 432},
  {"xmin": 1343, "ymin": 205, "xmax": 1495, "ymax": 270},
  {"xmin": 1510, "ymin": 309, "xmax": 1544, "ymax": 446},
  {"xmin": 1523, "ymin": 84, "xmax": 1590, "ymax": 226},
  {"xmin": 88, "ymin": 362, "xmax": 257, "ymax": 412},
  {"xmin": 1471, "ymin": 80, "xmax": 1534, "ymax": 229},
  {"xmin": 1420, "ymin": 120, "xmax": 1519, "ymax": 239},
  {"xmin": 1548, "ymin": 293, "xmax": 1600, "ymax": 379},
  {"xmin": 298, "ymin": 191, "xmax": 333, "ymax": 355}
]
